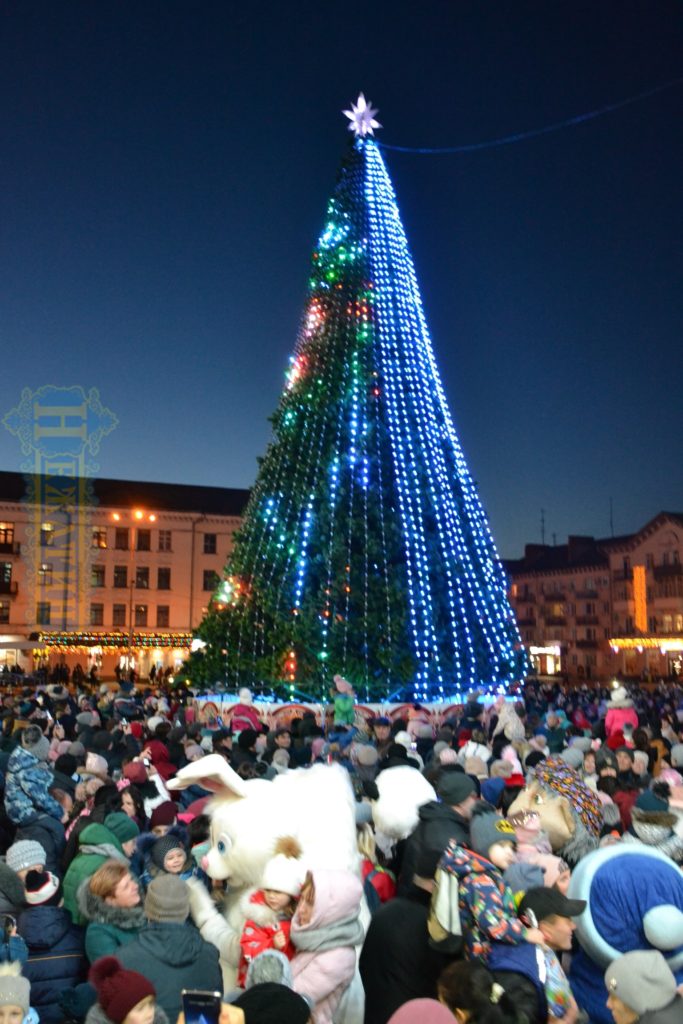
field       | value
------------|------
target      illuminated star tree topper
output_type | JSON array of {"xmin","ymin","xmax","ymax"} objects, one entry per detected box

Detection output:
[{"xmin": 343, "ymin": 93, "xmax": 382, "ymax": 137}]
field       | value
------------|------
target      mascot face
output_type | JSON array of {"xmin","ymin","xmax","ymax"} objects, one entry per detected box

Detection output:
[
  {"xmin": 508, "ymin": 780, "xmax": 575, "ymax": 851},
  {"xmin": 569, "ymin": 844, "xmax": 683, "ymax": 975}
]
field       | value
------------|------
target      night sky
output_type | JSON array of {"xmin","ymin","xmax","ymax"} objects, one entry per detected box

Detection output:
[{"xmin": 1, "ymin": 1, "xmax": 681, "ymax": 558}]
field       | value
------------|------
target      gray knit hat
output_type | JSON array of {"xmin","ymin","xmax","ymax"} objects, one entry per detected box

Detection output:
[
  {"xmin": 5, "ymin": 840, "xmax": 46, "ymax": 874},
  {"xmin": 605, "ymin": 950, "xmax": 677, "ymax": 1015},
  {"xmin": 0, "ymin": 962, "xmax": 30, "ymax": 1012},
  {"xmin": 559, "ymin": 747, "xmax": 584, "ymax": 770},
  {"xmin": 144, "ymin": 874, "xmax": 189, "ymax": 923},
  {"xmin": 20, "ymin": 725, "xmax": 49, "ymax": 763}
]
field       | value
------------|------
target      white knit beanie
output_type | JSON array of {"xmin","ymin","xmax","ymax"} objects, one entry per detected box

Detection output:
[
  {"xmin": 261, "ymin": 837, "xmax": 304, "ymax": 897},
  {"xmin": 0, "ymin": 963, "xmax": 30, "ymax": 1013}
]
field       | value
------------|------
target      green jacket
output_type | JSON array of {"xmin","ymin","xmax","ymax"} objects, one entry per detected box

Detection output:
[
  {"xmin": 77, "ymin": 878, "xmax": 146, "ymax": 962},
  {"xmin": 63, "ymin": 822, "xmax": 127, "ymax": 925}
]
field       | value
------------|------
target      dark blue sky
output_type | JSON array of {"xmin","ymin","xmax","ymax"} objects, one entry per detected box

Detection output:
[{"xmin": 1, "ymin": 1, "xmax": 681, "ymax": 557}]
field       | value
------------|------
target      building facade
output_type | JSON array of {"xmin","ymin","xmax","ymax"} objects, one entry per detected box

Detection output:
[
  {"xmin": 505, "ymin": 512, "xmax": 683, "ymax": 682},
  {"xmin": 0, "ymin": 471, "xmax": 249, "ymax": 678}
]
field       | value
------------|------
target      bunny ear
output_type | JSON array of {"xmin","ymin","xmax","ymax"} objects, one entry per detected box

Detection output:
[{"xmin": 166, "ymin": 753, "xmax": 248, "ymax": 798}]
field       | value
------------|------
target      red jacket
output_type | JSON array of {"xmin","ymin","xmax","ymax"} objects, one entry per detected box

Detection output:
[{"xmin": 238, "ymin": 890, "xmax": 295, "ymax": 986}]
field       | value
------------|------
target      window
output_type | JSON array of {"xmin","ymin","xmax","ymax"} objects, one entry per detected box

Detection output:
[
  {"xmin": 136, "ymin": 529, "xmax": 151, "ymax": 552},
  {"xmin": 0, "ymin": 563, "xmax": 11, "ymax": 585},
  {"xmin": 646, "ymin": 553, "xmax": 654, "ymax": 569},
  {"xmin": 114, "ymin": 528, "xmax": 129, "ymax": 550},
  {"xmin": 0, "ymin": 602, "xmax": 9, "ymax": 624},
  {"xmin": 158, "ymin": 530, "xmax": 172, "ymax": 552},
  {"xmin": 38, "ymin": 563, "xmax": 53, "ymax": 586},
  {"xmin": 92, "ymin": 528, "xmax": 107, "ymax": 549},
  {"xmin": 36, "ymin": 602, "xmax": 51, "ymax": 625},
  {"xmin": 156, "ymin": 605, "xmax": 170, "ymax": 627},
  {"xmin": 0, "ymin": 523, "xmax": 14, "ymax": 545},
  {"xmin": 203, "ymin": 569, "xmax": 219, "ymax": 591},
  {"xmin": 113, "ymin": 604, "xmax": 126, "ymax": 627},
  {"xmin": 203, "ymin": 533, "xmax": 217, "ymax": 554},
  {"xmin": 157, "ymin": 567, "xmax": 171, "ymax": 590},
  {"xmin": 663, "ymin": 615, "xmax": 673, "ymax": 633},
  {"xmin": 113, "ymin": 565, "xmax": 128, "ymax": 589},
  {"xmin": 586, "ymin": 628, "xmax": 595, "ymax": 640},
  {"xmin": 92, "ymin": 565, "xmax": 105, "ymax": 588},
  {"xmin": 90, "ymin": 603, "xmax": 104, "ymax": 626},
  {"xmin": 585, "ymin": 602, "xmax": 595, "ymax": 615},
  {"xmin": 623, "ymin": 557, "xmax": 631, "ymax": 573},
  {"xmin": 134, "ymin": 604, "xmax": 148, "ymax": 627},
  {"xmin": 135, "ymin": 567, "xmax": 149, "ymax": 589},
  {"xmin": 41, "ymin": 523, "xmax": 54, "ymax": 547}
]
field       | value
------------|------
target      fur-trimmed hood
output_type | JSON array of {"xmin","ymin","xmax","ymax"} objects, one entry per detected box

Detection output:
[
  {"xmin": 77, "ymin": 876, "xmax": 147, "ymax": 928},
  {"xmin": 0, "ymin": 859, "xmax": 26, "ymax": 911},
  {"xmin": 239, "ymin": 887, "xmax": 284, "ymax": 928}
]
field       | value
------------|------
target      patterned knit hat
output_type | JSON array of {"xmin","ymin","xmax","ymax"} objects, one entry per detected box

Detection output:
[
  {"xmin": 150, "ymin": 833, "xmax": 186, "ymax": 870},
  {"xmin": 20, "ymin": 725, "xmax": 49, "ymax": 763},
  {"xmin": 532, "ymin": 756, "xmax": 602, "ymax": 837},
  {"xmin": 0, "ymin": 962, "xmax": 30, "ymax": 1012},
  {"xmin": 89, "ymin": 957, "xmax": 155, "ymax": 1024}
]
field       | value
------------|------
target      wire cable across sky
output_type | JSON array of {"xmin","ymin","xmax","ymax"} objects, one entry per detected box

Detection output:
[{"xmin": 379, "ymin": 75, "xmax": 683, "ymax": 155}]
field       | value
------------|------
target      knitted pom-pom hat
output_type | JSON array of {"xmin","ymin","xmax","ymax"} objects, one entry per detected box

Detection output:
[
  {"xmin": 0, "ymin": 962, "xmax": 30, "ymax": 1013},
  {"xmin": 89, "ymin": 957, "xmax": 155, "ymax": 1024}
]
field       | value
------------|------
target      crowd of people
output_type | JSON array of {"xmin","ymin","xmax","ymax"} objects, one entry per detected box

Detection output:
[{"xmin": 0, "ymin": 673, "xmax": 680, "ymax": 1024}]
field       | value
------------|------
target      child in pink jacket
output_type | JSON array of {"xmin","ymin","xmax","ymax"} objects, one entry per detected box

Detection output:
[{"xmin": 290, "ymin": 868, "xmax": 364, "ymax": 1024}]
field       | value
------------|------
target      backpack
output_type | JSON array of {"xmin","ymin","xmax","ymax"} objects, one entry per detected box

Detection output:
[{"xmin": 427, "ymin": 865, "xmax": 463, "ymax": 955}]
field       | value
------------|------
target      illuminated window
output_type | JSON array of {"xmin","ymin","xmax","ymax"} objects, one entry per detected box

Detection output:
[
  {"xmin": 92, "ymin": 528, "xmax": 107, "ymax": 549},
  {"xmin": 0, "ymin": 602, "xmax": 9, "ymax": 624},
  {"xmin": 158, "ymin": 530, "xmax": 172, "ymax": 552},
  {"xmin": 40, "ymin": 523, "xmax": 54, "ymax": 547},
  {"xmin": 0, "ymin": 523, "xmax": 14, "ymax": 545},
  {"xmin": 92, "ymin": 565, "xmax": 105, "ymax": 588},
  {"xmin": 135, "ymin": 567, "xmax": 149, "ymax": 589},
  {"xmin": 38, "ymin": 563, "xmax": 53, "ymax": 586},
  {"xmin": 134, "ymin": 604, "xmax": 148, "ymax": 627}
]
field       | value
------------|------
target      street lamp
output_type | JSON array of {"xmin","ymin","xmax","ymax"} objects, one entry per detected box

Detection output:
[{"xmin": 111, "ymin": 508, "xmax": 156, "ymax": 677}]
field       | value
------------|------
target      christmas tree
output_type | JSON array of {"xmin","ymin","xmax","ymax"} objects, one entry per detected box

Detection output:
[{"xmin": 197, "ymin": 96, "xmax": 526, "ymax": 701}]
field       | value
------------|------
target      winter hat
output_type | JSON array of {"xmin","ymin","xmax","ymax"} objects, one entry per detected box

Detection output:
[
  {"xmin": 261, "ymin": 837, "xmax": 304, "ymax": 897},
  {"xmin": 67, "ymin": 740, "xmax": 86, "ymax": 759},
  {"xmin": 20, "ymin": 725, "xmax": 49, "ymax": 763},
  {"xmin": 83, "ymin": 752, "xmax": 109, "ymax": 778},
  {"xmin": 608, "ymin": 686, "xmax": 631, "ymax": 707},
  {"xmin": 635, "ymin": 789, "xmax": 669, "ymax": 814},
  {"xmin": 524, "ymin": 750, "xmax": 546, "ymax": 770},
  {"xmin": 238, "ymin": 728, "xmax": 259, "ymax": 751},
  {"xmin": 90, "ymin": 731, "xmax": 113, "ymax": 753},
  {"xmin": 76, "ymin": 711, "xmax": 95, "ymax": 731},
  {"xmin": 464, "ymin": 756, "xmax": 488, "ymax": 780},
  {"xmin": 386, "ymin": 998, "xmax": 456, "ymax": 1024},
  {"xmin": 504, "ymin": 774, "xmax": 526, "ymax": 789},
  {"xmin": 238, "ymin": 687, "xmax": 253, "ymax": 704},
  {"xmin": 104, "ymin": 812, "xmax": 140, "ymax": 845},
  {"xmin": 149, "ymin": 801, "xmax": 178, "ymax": 830},
  {"xmin": 595, "ymin": 748, "xmax": 617, "ymax": 772},
  {"xmin": 0, "ymin": 863, "xmax": 25, "ymax": 913},
  {"xmin": 146, "ymin": 716, "xmax": 164, "ymax": 734},
  {"xmin": 272, "ymin": 750, "xmax": 290, "ymax": 771},
  {"xmin": 559, "ymin": 747, "xmax": 584, "ymax": 770},
  {"xmin": 129, "ymin": 721, "xmax": 144, "ymax": 741},
  {"xmin": 0, "ymin": 962, "xmax": 30, "ymax": 1013},
  {"xmin": 436, "ymin": 769, "xmax": 477, "ymax": 806},
  {"xmin": 481, "ymin": 777, "xmax": 505, "ymax": 808},
  {"xmin": 233, "ymin": 982, "xmax": 311, "ymax": 1024},
  {"xmin": 615, "ymin": 746, "xmax": 634, "ymax": 764},
  {"xmin": 244, "ymin": 949, "xmax": 293, "ymax": 990},
  {"xmin": 669, "ymin": 743, "xmax": 683, "ymax": 768},
  {"xmin": 438, "ymin": 748, "xmax": 458, "ymax": 765},
  {"xmin": 123, "ymin": 762, "xmax": 147, "ymax": 786},
  {"xmin": 605, "ymin": 950, "xmax": 677, "ymax": 1016},
  {"xmin": 150, "ymin": 834, "xmax": 186, "ymax": 870},
  {"xmin": 144, "ymin": 874, "xmax": 189, "ymax": 923},
  {"xmin": 6, "ymin": 839, "xmax": 46, "ymax": 874},
  {"xmin": 354, "ymin": 743, "xmax": 379, "ymax": 767},
  {"xmin": 489, "ymin": 759, "xmax": 513, "ymax": 779},
  {"xmin": 394, "ymin": 731, "xmax": 412, "ymax": 751},
  {"xmin": 333, "ymin": 674, "xmax": 354, "ymax": 695},
  {"xmin": 469, "ymin": 810, "xmax": 516, "ymax": 858},
  {"xmin": 184, "ymin": 743, "xmax": 204, "ymax": 761},
  {"xmin": 24, "ymin": 869, "xmax": 61, "ymax": 906},
  {"xmin": 569, "ymin": 736, "xmax": 593, "ymax": 753},
  {"xmin": 632, "ymin": 750, "xmax": 649, "ymax": 773},
  {"xmin": 89, "ymin": 957, "xmax": 155, "ymax": 1024}
]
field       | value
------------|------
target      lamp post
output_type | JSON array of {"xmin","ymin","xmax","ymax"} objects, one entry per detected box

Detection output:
[{"xmin": 112, "ymin": 509, "xmax": 156, "ymax": 677}]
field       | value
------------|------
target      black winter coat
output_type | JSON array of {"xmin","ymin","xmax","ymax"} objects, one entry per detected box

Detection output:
[
  {"xmin": 18, "ymin": 904, "xmax": 87, "ymax": 1024},
  {"xmin": 116, "ymin": 921, "xmax": 222, "ymax": 1022},
  {"xmin": 359, "ymin": 886, "xmax": 454, "ymax": 1024},
  {"xmin": 398, "ymin": 800, "xmax": 470, "ymax": 894}
]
